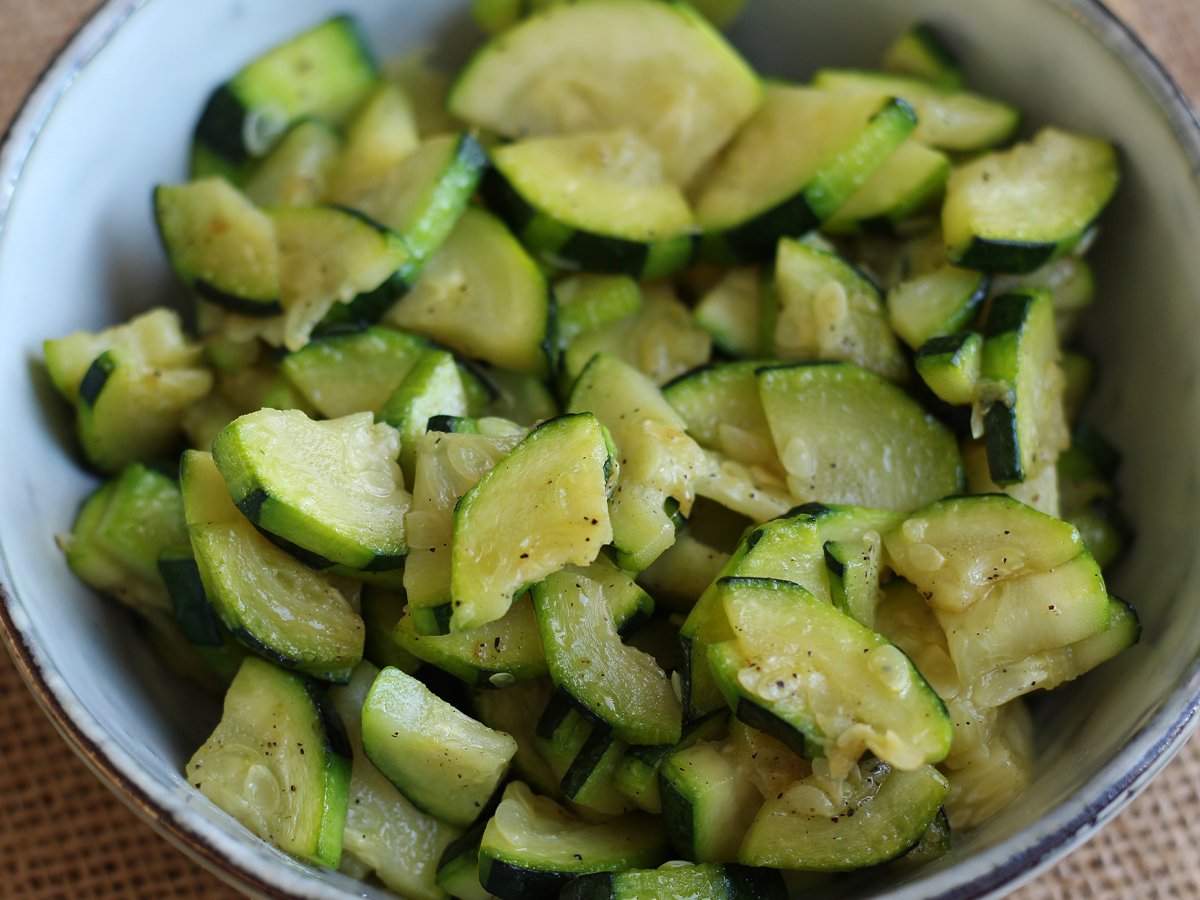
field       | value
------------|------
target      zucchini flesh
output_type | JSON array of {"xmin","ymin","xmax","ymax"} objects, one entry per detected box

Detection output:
[
  {"xmin": 693, "ymin": 267, "xmax": 762, "ymax": 358},
  {"xmin": 362, "ymin": 666, "xmax": 517, "ymax": 827},
  {"xmin": 552, "ymin": 274, "xmax": 644, "ymax": 356},
  {"xmin": 562, "ymin": 862, "xmax": 787, "ymax": 899},
  {"xmin": 213, "ymin": 409, "xmax": 410, "ymax": 571},
  {"xmin": 474, "ymin": 677, "xmax": 562, "ymax": 797},
  {"xmin": 451, "ymin": 413, "xmax": 614, "ymax": 631},
  {"xmin": 437, "ymin": 825, "xmax": 492, "ymax": 900},
  {"xmin": 326, "ymin": 81, "xmax": 420, "ymax": 206},
  {"xmin": 881, "ymin": 23, "xmax": 963, "ymax": 89},
  {"xmin": 739, "ymin": 759, "xmax": 949, "ymax": 871},
  {"xmin": 385, "ymin": 207, "xmax": 551, "ymax": 377},
  {"xmin": 379, "ymin": 348, "xmax": 471, "ymax": 484},
  {"xmin": 943, "ymin": 127, "xmax": 1120, "ymax": 273},
  {"xmin": 888, "ymin": 265, "xmax": 990, "ymax": 350},
  {"xmin": 658, "ymin": 740, "xmax": 761, "ymax": 864},
  {"xmin": 823, "ymin": 140, "xmax": 951, "ymax": 233},
  {"xmin": 758, "ymin": 362, "xmax": 963, "ymax": 511},
  {"xmin": 532, "ymin": 560, "xmax": 681, "ymax": 746},
  {"xmin": 185, "ymin": 657, "xmax": 352, "ymax": 868},
  {"xmin": 327, "ymin": 663, "xmax": 460, "ymax": 900},
  {"xmin": 915, "ymin": 332, "xmax": 984, "ymax": 407},
  {"xmin": 942, "ymin": 701, "xmax": 1033, "ymax": 830},
  {"xmin": 244, "ymin": 119, "xmax": 341, "ymax": 208},
  {"xmin": 359, "ymin": 588, "xmax": 421, "ymax": 674},
  {"xmin": 479, "ymin": 782, "xmax": 668, "ymax": 900},
  {"xmin": 450, "ymin": 0, "xmax": 761, "ymax": 185}
]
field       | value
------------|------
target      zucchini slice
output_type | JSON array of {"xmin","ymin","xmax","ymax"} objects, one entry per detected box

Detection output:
[
  {"xmin": 888, "ymin": 265, "xmax": 990, "ymax": 350},
  {"xmin": 823, "ymin": 140, "xmax": 951, "ymax": 234},
  {"xmin": 693, "ymin": 267, "xmax": 762, "ymax": 358},
  {"xmin": 437, "ymin": 825, "xmax": 492, "ymax": 900},
  {"xmin": 612, "ymin": 711, "xmax": 729, "ymax": 815},
  {"xmin": 770, "ymin": 239, "xmax": 907, "ymax": 381},
  {"xmin": 385, "ymin": 207, "xmax": 552, "ymax": 378},
  {"xmin": 326, "ymin": 81, "xmax": 420, "ymax": 206},
  {"xmin": 213, "ymin": 409, "xmax": 410, "ymax": 571},
  {"xmin": 758, "ymin": 362, "xmax": 963, "ymax": 511},
  {"xmin": 474, "ymin": 677, "xmax": 562, "ymax": 797},
  {"xmin": 659, "ymin": 738, "xmax": 764, "ymax": 864},
  {"xmin": 943, "ymin": 128, "xmax": 1120, "ymax": 273},
  {"xmin": 449, "ymin": 0, "xmax": 761, "ymax": 185},
  {"xmin": 327, "ymin": 663, "xmax": 460, "ymax": 900},
  {"xmin": 562, "ymin": 863, "xmax": 787, "ymax": 900},
  {"xmin": 485, "ymin": 130, "xmax": 696, "ymax": 279},
  {"xmin": 915, "ymin": 332, "xmax": 984, "ymax": 406},
  {"xmin": 362, "ymin": 665, "xmax": 517, "ymax": 826},
  {"xmin": 532, "ymin": 560, "xmax": 681, "ymax": 746},
  {"xmin": 244, "ymin": 119, "xmax": 341, "ymax": 209},
  {"xmin": 359, "ymin": 588, "xmax": 420, "ymax": 675},
  {"xmin": 881, "ymin": 23, "xmax": 963, "ymax": 89},
  {"xmin": 942, "ymin": 700, "xmax": 1033, "ymax": 830},
  {"xmin": 155, "ymin": 178, "xmax": 281, "ymax": 315},
  {"xmin": 182, "ymin": 450, "xmax": 364, "ymax": 681},
  {"xmin": 551, "ymin": 274, "xmax": 644, "ymax": 358},
  {"xmin": 191, "ymin": 16, "xmax": 377, "ymax": 181},
  {"xmin": 450, "ymin": 413, "xmax": 614, "ymax": 631},
  {"xmin": 568, "ymin": 354, "xmax": 705, "ymax": 571},
  {"xmin": 707, "ymin": 577, "xmax": 953, "ymax": 774},
  {"xmin": 478, "ymin": 782, "xmax": 668, "ymax": 900},
  {"xmin": 379, "ymin": 348, "xmax": 471, "ymax": 484},
  {"xmin": 739, "ymin": 759, "xmax": 949, "ymax": 871},
  {"xmin": 185, "ymin": 656, "xmax": 352, "ymax": 868},
  {"xmin": 694, "ymin": 86, "xmax": 917, "ymax": 262}
]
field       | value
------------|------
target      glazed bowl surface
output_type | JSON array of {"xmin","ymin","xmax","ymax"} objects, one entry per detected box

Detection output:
[{"xmin": 2, "ymin": 0, "xmax": 1199, "ymax": 897}]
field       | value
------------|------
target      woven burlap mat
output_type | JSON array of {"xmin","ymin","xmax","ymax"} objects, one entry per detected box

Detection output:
[{"xmin": 3, "ymin": 0, "xmax": 1200, "ymax": 896}]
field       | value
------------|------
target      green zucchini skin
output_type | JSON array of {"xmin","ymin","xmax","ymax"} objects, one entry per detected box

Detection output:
[{"xmin": 560, "ymin": 863, "xmax": 788, "ymax": 900}]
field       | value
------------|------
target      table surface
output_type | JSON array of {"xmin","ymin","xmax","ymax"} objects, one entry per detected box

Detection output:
[{"xmin": 2, "ymin": 0, "xmax": 1199, "ymax": 897}]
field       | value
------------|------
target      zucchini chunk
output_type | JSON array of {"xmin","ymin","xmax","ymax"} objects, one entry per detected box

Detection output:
[
  {"xmin": 361, "ymin": 666, "xmax": 518, "ymax": 826},
  {"xmin": 613, "ymin": 711, "xmax": 729, "ymax": 814},
  {"xmin": 327, "ymin": 663, "xmax": 460, "ymax": 899},
  {"xmin": 805, "ymin": 502, "xmax": 903, "ymax": 630},
  {"xmin": 881, "ymin": 23, "xmax": 963, "ymax": 89},
  {"xmin": 961, "ymin": 437, "xmax": 1060, "ymax": 518},
  {"xmin": 769, "ymin": 239, "xmax": 907, "ymax": 381},
  {"xmin": 561, "ymin": 728, "xmax": 636, "ymax": 816},
  {"xmin": 191, "ymin": 16, "xmax": 377, "ymax": 181},
  {"xmin": 823, "ymin": 140, "xmax": 951, "ymax": 234},
  {"xmin": 437, "ymin": 825, "xmax": 492, "ymax": 900},
  {"xmin": 185, "ymin": 656, "xmax": 352, "ymax": 868},
  {"xmin": 385, "ymin": 207, "xmax": 552, "ymax": 378},
  {"xmin": 155, "ymin": 178, "xmax": 281, "ymax": 315},
  {"xmin": 450, "ymin": 0, "xmax": 761, "ymax": 185},
  {"xmin": 532, "ymin": 560, "xmax": 681, "ymax": 746},
  {"xmin": 326, "ymin": 81, "xmax": 420, "ymax": 206},
  {"xmin": 450, "ymin": 413, "xmax": 614, "ymax": 631},
  {"xmin": 915, "ymin": 332, "xmax": 984, "ymax": 406},
  {"xmin": 892, "ymin": 808, "xmax": 953, "ymax": 869},
  {"xmin": 568, "ymin": 354, "xmax": 706, "ymax": 571},
  {"xmin": 213, "ymin": 409, "xmax": 410, "ymax": 571},
  {"xmin": 379, "ymin": 348, "xmax": 471, "ymax": 484},
  {"xmin": 551, "ymin": 274, "xmax": 644, "ymax": 358},
  {"xmin": 693, "ymin": 267, "xmax": 763, "ymax": 358},
  {"xmin": 182, "ymin": 450, "xmax": 364, "ymax": 681},
  {"xmin": 943, "ymin": 128, "xmax": 1120, "ymax": 273},
  {"xmin": 474, "ymin": 677, "xmax": 562, "ymax": 797},
  {"xmin": 478, "ymin": 782, "xmax": 668, "ymax": 900},
  {"xmin": 158, "ymin": 549, "xmax": 250, "ymax": 686},
  {"xmin": 707, "ymin": 577, "xmax": 953, "ymax": 774},
  {"xmin": 562, "ymin": 862, "xmax": 787, "ymax": 900},
  {"xmin": 812, "ymin": 69, "xmax": 1019, "ymax": 152},
  {"xmin": 694, "ymin": 86, "xmax": 917, "ymax": 262},
  {"xmin": 278, "ymin": 325, "xmax": 430, "ymax": 418},
  {"xmin": 358, "ymin": 588, "xmax": 420, "ymax": 674},
  {"xmin": 739, "ymin": 759, "xmax": 949, "ymax": 871},
  {"xmin": 888, "ymin": 265, "xmax": 990, "ymax": 350},
  {"xmin": 994, "ymin": 254, "xmax": 1096, "ymax": 341},
  {"xmin": 485, "ymin": 130, "xmax": 696, "ymax": 278},
  {"xmin": 405, "ymin": 427, "xmax": 525, "ymax": 635},
  {"xmin": 243, "ymin": 119, "xmax": 341, "ymax": 209},
  {"xmin": 978, "ymin": 289, "xmax": 1069, "ymax": 485},
  {"xmin": 942, "ymin": 700, "xmax": 1033, "ymax": 829},
  {"xmin": 757, "ymin": 362, "xmax": 963, "ymax": 511}
]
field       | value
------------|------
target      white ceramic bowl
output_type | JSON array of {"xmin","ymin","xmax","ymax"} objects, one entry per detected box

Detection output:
[{"xmin": 2, "ymin": 0, "xmax": 1199, "ymax": 897}]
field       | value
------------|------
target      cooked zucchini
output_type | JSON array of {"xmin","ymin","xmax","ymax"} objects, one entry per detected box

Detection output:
[
  {"xmin": 915, "ymin": 331, "xmax": 983, "ymax": 406},
  {"xmin": 823, "ymin": 140, "xmax": 951, "ymax": 234},
  {"xmin": 562, "ymin": 862, "xmax": 787, "ymax": 899},
  {"xmin": 326, "ymin": 81, "xmax": 419, "ymax": 205},
  {"xmin": 379, "ymin": 348, "xmax": 471, "ymax": 484},
  {"xmin": 888, "ymin": 265, "xmax": 990, "ymax": 350},
  {"xmin": 693, "ymin": 267, "xmax": 762, "ymax": 357},
  {"xmin": 881, "ymin": 23, "xmax": 962, "ymax": 89},
  {"xmin": 244, "ymin": 119, "xmax": 341, "ymax": 208}
]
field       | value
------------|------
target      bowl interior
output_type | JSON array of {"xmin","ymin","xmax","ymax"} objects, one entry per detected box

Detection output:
[{"xmin": 2, "ymin": 0, "xmax": 1199, "ymax": 896}]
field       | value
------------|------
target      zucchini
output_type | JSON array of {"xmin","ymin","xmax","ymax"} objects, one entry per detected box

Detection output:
[
  {"xmin": 551, "ymin": 274, "xmax": 643, "ymax": 358},
  {"xmin": 943, "ymin": 128, "xmax": 1120, "ymax": 273},
  {"xmin": 212, "ymin": 409, "xmax": 410, "ymax": 571},
  {"xmin": 379, "ymin": 348, "xmax": 471, "ymax": 484},
  {"xmin": 993, "ymin": 254, "xmax": 1096, "ymax": 340},
  {"xmin": 326, "ymin": 81, "xmax": 419, "ymax": 206},
  {"xmin": 191, "ymin": 16, "xmax": 377, "ymax": 181},
  {"xmin": 450, "ymin": 413, "xmax": 614, "ymax": 631},
  {"xmin": 613, "ymin": 711, "xmax": 729, "ymax": 815},
  {"xmin": 562, "ymin": 863, "xmax": 787, "ymax": 900},
  {"xmin": 561, "ymin": 729, "xmax": 636, "ymax": 816},
  {"xmin": 474, "ymin": 677, "xmax": 562, "ymax": 797},
  {"xmin": 888, "ymin": 265, "xmax": 990, "ymax": 350},
  {"xmin": 485, "ymin": 130, "xmax": 696, "ymax": 278},
  {"xmin": 244, "ymin": 119, "xmax": 341, "ymax": 208},
  {"xmin": 823, "ymin": 140, "xmax": 951, "ymax": 234},
  {"xmin": 450, "ymin": 0, "xmax": 761, "ymax": 185},
  {"xmin": 961, "ymin": 437, "xmax": 1060, "ymax": 518},
  {"xmin": 942, "ymin": 700, "xmax": 1033, "ymax": 830},
  {"xmin": 915, "ymin": 332, "xmax": 983, "ymax": 406},
  {"xmin": 361, "ymin": 665, "xmax": 517, "ymax": 826},
  {"xmin": 881, "ymin": 23, "xmax": 963, "ymax": 89},
  {"xmin": 158, "ymin": 550, "xmax": 249, "ymax": 685},
  {"xmin": 694, "ymin": 86, "xmax": 917, "ymax": 262},
  {"xmin": 693, "ymin": 267, "xmax": 762, "ymax": 358},
  {"xmin": 359, "ymin": 588, "xmax": 420, "ymax": 674},
  {"xmin": 437, "ymin": 825, "xmax": 491, "ymax": 900},
  {"xmin": 385, "ymin": 207, "xmax": 552, "ymax": 378},
  {"xmin": 185, "ymin": 656, "xmax": 352, "ymax": 868}
]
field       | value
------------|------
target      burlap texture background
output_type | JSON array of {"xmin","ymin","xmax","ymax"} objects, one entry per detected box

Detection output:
[{"xmin": 1, "ymin": 0, "xmax": 1198, "ymax": 896}]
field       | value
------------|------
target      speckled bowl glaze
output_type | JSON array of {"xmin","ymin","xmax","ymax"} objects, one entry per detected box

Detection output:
[{"xmin": 2, "ymin": 0, "xmax": 1199, "ymax": 896}]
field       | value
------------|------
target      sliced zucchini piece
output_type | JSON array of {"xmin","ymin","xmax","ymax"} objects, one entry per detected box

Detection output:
[
  {"xmin": 770, "ymin": 239, "xmax": 907, "ymax": 381},
  {"xmin": 191, "ymin": 16, "xmax": 377, "ymax": 181},
  {"xmin": 385, "ymin": 207, "xmax": 551, "ymax": 377},
  {"xmin": 486, "ymin": 130, "xmax": 696, "ymax": 279},
  {"xmin": 888, "ymin": 265, "xmax": 990, "ymax": 350},
  {"xmin": 693, "ymin": 450, "xmax": 793, "ymax": 524},
  {"xmin": 379, "ymin": 348, "xmax": 471, "ymax": 484},
  {"xmin": 636, "ymin": 531, "xmax": 731, "ymax": 614},
  {"xmin": 437, "ymin": 825, "xmax": 492, "ymax": 900},
  {"xmin": 279, "ymin": 325, "xmax": 430, "ymax": 418},
  {"xmin": 327, "ymin": 663, "xmax": 460, "ymax": 900},
  {"xmin": 568, "ymin": 354, "xmax": 705, "ymax": 571},
  {"xmin": 450, "ymin": 0, "xmax": 761, "ymax": 185},
  {"xmin": 326, "ymin": 81, "xmax": 419, "ymax": 205},
  {"xmin": 155, "ymin": 178, "xmax": 281, "ymax": 315},
  {"xmin": 693, "ymin": 267, "xmax": 762, "ymax": 358},
  {"xmin": 993, "ymin": 254, "xmax": 1096, "ymax": 340},
  {"xmin": 358, "ymin": 588, "xmax": 420, "ymax": 674},
  {"xmin": 961, "ymin": 437, "xmax": 1060, "ymax": 517},
  {"xmin": 807, "ymin": 502, "xmax": 903, "ymax": 630},
  {"xmin": 694, "ymin": 86, "xmax": 917, "ymax": 262},
  {"xmin": 708, "ymin": 577, "xmax": 953, "ymax": 774},
  {"xmin": 881, "ymin": 23, "xmax": 963, "ymax": 89},
  {"xmin": 185, "ymin": 656, "xmax": 351, "ymax": 868},
  {"xmin": 213, "ymin": 409, "xmax": 409, "ymax": 571},
  {"xmin": 532, "ymin": 560, "xmax": 681, "ymax": 746},
  {"xmin": 362, "ymin": 666, "xmax": 517, "ymax": 826},
  {"xmin": 943, "ymin": 128, "xmax": 1120, "ymax": 273},
  {"xmin": 479, "ymin": 781, "xmax": 668, "ymax": 900},
  {"xmin": 942, "ymin": 700, "xmax": 1033, "ymax": 829},
  {"xmin": 183, "ymin": 450, "xmax": 364, "ymax": 681},
  {"xmin": 613, "ymin": 711, "xmax": 730, "ymax": 814},
  {"xmin": 739, "ymin": 759, "xmax": 949, "ymax": 871},
  {"xmin": 552, "ymin": 274, "xmax": 643, "ymax": 357},
  {"xmin": 562, "ymin": 862, "xmax": 787, "ymax": 900},
  {"xmin": 892, "ymin": 807, "xmax": 953, "ymax": 869},
  {"xmin": 158, "ymin": 550, "xmax": 249, "ymax": 685},
  {"xmin": 244, "ymin": 119, "xmax": 341, "ymax": 208},
  {"xmin": 451, "ymin": 413, "xmax": 614, "ymax": 631},
  {"xmin": 812, "ymin": 69, "xmax": 1019, "ymax": 152},
  {"xmin": 561, "ymin": 729, "xmax": 636, "ymax": 816},
  {"xmin": 758, "ymin": 362, "xmax": 963, "ymax": 511},
  {"xmin": 978, "ymin": 289, "xmax": 1069, "ymax": 484},
  {"xmin": 473, "ymin": 365, "xmax": 558, "ymax": 426},
  {"xmin": 474, "ymin": 677, "xmax": 562, "ymax": 797},
  {"xmin": 915, "ymin": 332, "xmax": 983, "ymax": 406},
  {"xmin": 1068, "ymin": 499, "xmax": 1133, "ymax": 570},
  {"xmin": 823, "ymin": 141, "xmax": 951, "ymax": 234}
]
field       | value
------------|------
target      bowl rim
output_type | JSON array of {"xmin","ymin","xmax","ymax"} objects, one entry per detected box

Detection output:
[{"xmin": 1, "ymin": 0, "xmax": 1199, "ymax": 897}]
